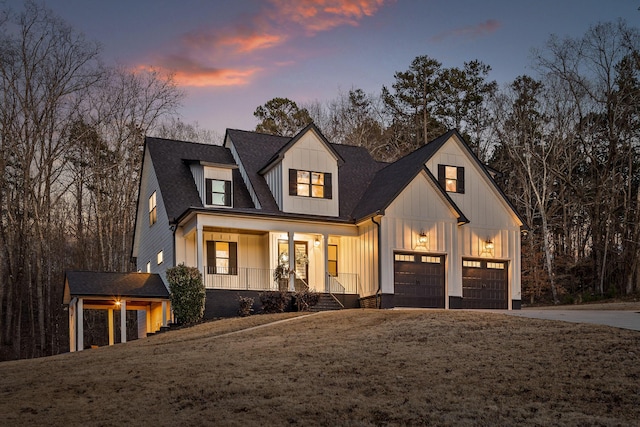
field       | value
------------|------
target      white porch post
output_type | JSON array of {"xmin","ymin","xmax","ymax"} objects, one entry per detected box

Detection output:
[
  {"xmin": 146, "ymin": 305, "xmax": 152, "ymax": 336},
  {"xmin": 120, "ymin": 300, "xmax": 127, "ymax": 343},
  {"xmin": 288, "ymin": 232, "xmax": 295, "ymax": 291},
  {"xmin": 323, "ymin": 233, "xmax": 329, "ymax": 292},
  {"xmin": 77, "ymin": 298, "xmax": 84, "ymax": 352},
  {"xmin": 108, "ymin": 309, "xmax": 114, "ymax": 346},
  {"xmin": 196, "ymin": 221, "xmax": 204, "ymax": 283},
  {"xmin": 69, "ymin": 297, "xmax": 77, "ymax": 352},
  {"xmin": 162, "ymin": 300, "xmax": 168, "ymax": 327}
]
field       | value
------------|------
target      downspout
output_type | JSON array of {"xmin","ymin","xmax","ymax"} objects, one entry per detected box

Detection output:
[{"xmin": 371, "ymin": 214, "xmax": 382, "ymax": 309}]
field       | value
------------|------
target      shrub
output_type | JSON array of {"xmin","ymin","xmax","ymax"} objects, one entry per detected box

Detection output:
[
  {"xmin": 166, "ymin": 264, "xmax": 205, "ymax": 325},
  {"xmin": 294, "ymin": 289, "xmax": 320, "ymax": 312},
  {"xmin": 237, "ymin": 295, "xmax": 255, "ymax": 317},
  {"xmin": 259, "ymin": 290, "xmax": 291, "ymax": 313}
]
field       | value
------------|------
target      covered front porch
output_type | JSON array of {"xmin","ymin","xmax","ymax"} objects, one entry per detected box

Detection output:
[{"xmin": 176, "ymin": 213, "xmax": 362, "ymax": 296}]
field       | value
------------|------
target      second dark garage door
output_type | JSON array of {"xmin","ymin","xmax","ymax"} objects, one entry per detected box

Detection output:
[
  {"xmin": 393, "ymin": 252, "xmax": 445, "ymax": 308},
  {"xmin": 462, "ymin": 259, "xmax": 508, "ymax": 309}
]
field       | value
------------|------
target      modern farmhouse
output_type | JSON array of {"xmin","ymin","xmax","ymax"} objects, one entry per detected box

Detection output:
[{"xmin": 131, "ymin": 124, "xmax": 525, "ymax": 318}]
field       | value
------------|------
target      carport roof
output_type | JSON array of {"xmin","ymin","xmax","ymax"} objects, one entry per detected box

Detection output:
[{"xmin": 63, "ymin": 271, "xmax": 169, "ymax": 304}]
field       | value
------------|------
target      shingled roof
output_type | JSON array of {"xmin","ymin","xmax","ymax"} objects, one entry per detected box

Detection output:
[
  {"xmin": 63, "ymin": 271, "xmax": 169, "ymax": 303},
  {"xmin": 142, "ymin": 127, "xmax": 513, "ymax": 226},
  {"xmin": 145, "ymin": 137, "xmax": 254, "ymax": 222}
]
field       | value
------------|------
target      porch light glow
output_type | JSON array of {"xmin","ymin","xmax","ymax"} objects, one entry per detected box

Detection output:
[
  {"xmin": 114, "ymin": 300, "xmax": 121, "ymax": 307},
  {"xmin": 484, "ymin": 239, "xmax": 494, "ymax": 250},
  {"xmin": 418, "ymin": 232, "xmax": 428, "ymax": 245},
  {"xmin": 314, "ymin": 238, "xmax": 320, "ymax": 248}
]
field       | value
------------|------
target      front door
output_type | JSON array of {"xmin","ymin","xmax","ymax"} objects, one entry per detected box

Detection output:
[{"xmin": 277, "ymin": 240, "xmax": 309, "ymax": 291}]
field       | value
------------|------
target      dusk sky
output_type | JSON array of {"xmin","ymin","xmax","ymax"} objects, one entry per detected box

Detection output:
[{"xmin": 30, "ymin": 1, "xmax": 640, "ymax": 137}]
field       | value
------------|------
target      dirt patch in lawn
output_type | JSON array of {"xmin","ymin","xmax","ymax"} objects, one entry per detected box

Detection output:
[{"xmin": 1, "ymin": 310, "xmax": 639, "ymax": 426}]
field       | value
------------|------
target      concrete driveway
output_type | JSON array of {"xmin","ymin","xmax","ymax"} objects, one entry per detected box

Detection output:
[{"xmin": 500, "ymin": 308, "xmax": 640, "ymax": 331}]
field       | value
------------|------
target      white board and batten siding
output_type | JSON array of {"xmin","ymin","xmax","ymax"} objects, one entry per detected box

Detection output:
[
  {"xmin": 357, "ymin": 220, "xmax": 379, "ymax": 298},
  {"xmin": 380, "ymin": 172, "xmax": 459, "ymax": 296},
  {"xmin": 264, "ymin": 164, "xmax": 283, "ymax": 209},
  {"xmin": 425, "ymin": 135, "xmax": 523, "ymax": 302},
  {"xmin": 281, "ymin": 131, "xmax": 339, "ymax": 217},
  {"xmin": 135, "ymin": 150, "xmax": 174, "ymax": 284}
]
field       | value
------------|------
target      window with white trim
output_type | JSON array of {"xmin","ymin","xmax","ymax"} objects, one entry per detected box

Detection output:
[
  {"xmin": 149, "ymin": 191, "xmax": 157, "ymax": 225},
  {"xmin": 157, "ymin": 250, "xmax": 163, "ymax": 265}
]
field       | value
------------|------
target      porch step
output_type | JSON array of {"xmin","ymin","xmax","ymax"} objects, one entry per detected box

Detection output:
[{"xmin": 311, "ymin": 293, "xmax": 343, "ymax": 312}]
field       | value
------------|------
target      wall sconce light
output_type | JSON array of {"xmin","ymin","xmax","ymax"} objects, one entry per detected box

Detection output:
[
  {"xmin": 314, "ymin": 237, "xmax": 321, "ymax": 248},
  {"xmin": 114, "ymin": 299, "xmax": 121, "ymax": 307},
  {"xmin": 418, "ymin": 232, "xmax": 428, "ymax": 245},
  {"xmin": 414, "ymin": 230, "xmax": 428, "ymax": 250},
  {"xmin": 484, "ymin": 239, "xmax": 494, "ymax": 251}
]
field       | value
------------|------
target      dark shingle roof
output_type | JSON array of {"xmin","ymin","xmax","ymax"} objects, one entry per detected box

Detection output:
[
  {"xmin": 227, "ymin": 128, "xmax": 385, "ymax": 220},
  {"xmin": 225, "ymin": 129, "xmax": 289, "ymax": 212},
  {"xmin": 351, "ymin": 130, "xmax": 459, "ymax": 220},
  {"xmin": 144, "ymin": 128, "xmax": 517, "ymax": 226},
  {"xmin": 64, "ymin": 271, "xmax": 169, "ymax": 302},
  {"xmin": 145, "ymin": 137, "xmax": 254, "ymax": 222}
]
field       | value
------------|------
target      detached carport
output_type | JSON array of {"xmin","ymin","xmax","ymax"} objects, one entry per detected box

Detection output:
[{"xmin": 63, "ymin": 271, "xmax": 171, "ymax": 352}]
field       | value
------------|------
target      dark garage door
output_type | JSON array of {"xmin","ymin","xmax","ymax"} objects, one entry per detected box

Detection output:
[
  {"xmin": 394, "ymin": 253, "xmax": 445, "ymax": 308},
  {"xmin": 462, "ymin": 259, "xmax": 508, "ymax": 309}
]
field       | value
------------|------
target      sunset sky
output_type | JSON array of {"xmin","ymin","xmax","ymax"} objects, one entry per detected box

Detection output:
[{"xmin": 33, "ymin": 0, "xmax": 640, "ymax": 137}]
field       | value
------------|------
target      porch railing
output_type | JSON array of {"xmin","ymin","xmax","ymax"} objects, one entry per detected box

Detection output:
[
  {"xmin": 204, "ymin": 267, "xmax": 278, "ymax": 290},
  {"xmin": 327, "ymin": 273, "xmax": 359, "ymax": 294},
  {"xmin": 204, "ymin": 266, "xmax": 360, "ymax": 294}
]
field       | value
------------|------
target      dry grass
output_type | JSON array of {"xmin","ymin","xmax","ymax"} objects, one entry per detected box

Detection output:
[{"xmin": 1, "ymin": 309, "xmax": 639, "ymax": 426}]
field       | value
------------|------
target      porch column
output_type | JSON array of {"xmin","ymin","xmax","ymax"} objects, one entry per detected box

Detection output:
[
  {"xmin": 69, "ymin": 297, "xmax": 77, "ymax": 352},
  {"xmin": 77, "ymin": 298, "xmax": 84, "ymax": 352},
  {"xmin": 288, "ymin": 232, "xmax": 295, "ymax": 291},
  {"xmin": 146, "ymin": 305, "xmax": 152, "ymax": 336},
  {"xmin": 108, "ymin": 309, "xmax": 114, "ymax": 346},
  {"xmin": 323, "ymin": 234, "xmax": 329, "ymax": 292},
  {"xmin": 196, "ymin": 221, "xmax": 204, "ymax": 282},
  {"xmin": 120, "ymin": 300, "xmax": 127, "ymax": 344},
  {"xmin": 162, "ymin": 300, "xmax": 168, "ymax": 327}
]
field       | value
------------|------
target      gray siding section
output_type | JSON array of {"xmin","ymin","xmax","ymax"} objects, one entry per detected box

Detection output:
[
  {"xmin": 226, "ymin": 139, "xmax": 261, "ymax": 209},
  {"xmin": 264, "ymin": 163, "xmax": 282, "ymax": 209},
  {"xmin": 190, "ymin": 163, "xmax": 205, "ymax": 205},
  {"xmin": 136, "ymin": 151, "xmax": 174, "ymax": 286}
]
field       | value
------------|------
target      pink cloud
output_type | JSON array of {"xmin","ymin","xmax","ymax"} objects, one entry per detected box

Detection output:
[
  {"xmin": 269, "ymin": 0, "xmax": 389, "ymax": 33},
  {"xmin": 430, "ymin": 19, "xmax": 501, "ymax": 43},
  {"xmin": 139, "ymin": 0, "xmax": 392, "ymax": 88}
]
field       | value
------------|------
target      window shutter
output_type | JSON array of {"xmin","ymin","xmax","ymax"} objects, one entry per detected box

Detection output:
[
  {"xmin": 229, "ymin": 242, "xmax": 238, "ymax": 275},
  {"xmin": 324, "ymin": 173, "xmax": 332, "ymax": 199},
  {"xmin": 289, "ymin": 169, "xmax": 297, "ymax": 196},
  {"xmin": 224, "ymin": 180, "xmax": 232, "ymax": 206},
  {"xmin": 205, "ymin": 179, "xmax": 212, "ymax": 205},
  {"xmin": 457, "ymin": 167, "xmax": 465, "ymax": 194},
  {"xmin": 206, "ymin": 241, "xmax": 215, "ymax": 274},
  {"xmin": 438, "ymin": 164, "xmax": 446, "ymax": 189}
]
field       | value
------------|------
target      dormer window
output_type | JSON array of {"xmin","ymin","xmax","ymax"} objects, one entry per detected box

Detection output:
[
  {"xmin": 438, "ymin": 165, "xmax": 465, "ymax": 194},
  {"xmin": 289, "ymin": 169, "xmax": 332, "ymax": 199},
  {"xmin": 149, "ymin": 191, "xmax": 157, "ymax": 225},
  {"xmin": 206, "ymin": 179, "xmax": 231, "ymax": 207}
]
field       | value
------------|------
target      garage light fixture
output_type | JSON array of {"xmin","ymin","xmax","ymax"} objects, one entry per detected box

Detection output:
[
  {"xmin": 484, "ymin": 239, "xmax": 494, "ymax": 250},
  {"xmin": 414, "ymin": 230, "xmax": 428, "ymax": 250}
]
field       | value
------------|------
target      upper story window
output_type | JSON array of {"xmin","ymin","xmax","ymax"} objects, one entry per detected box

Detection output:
[
  {"xmin": 206, "ymin": 178, "xmax": 231, "ymax": 207},
  {"xmin": 149, "ymin": 191, "xmax": 157, "ymax": 226},
  {"xmin": 438, "ymin": 165, "xmax": 465, "ymax": 194},
  {"xmin": 157, "ymin": 250, "xmax": 163, "ymax": 265},
  {"xmin": 289, "ymin": 169, "xmax": 332, "ymax": 199}
]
